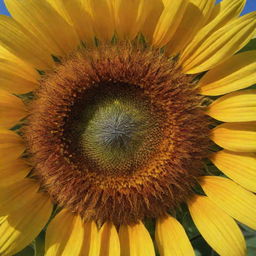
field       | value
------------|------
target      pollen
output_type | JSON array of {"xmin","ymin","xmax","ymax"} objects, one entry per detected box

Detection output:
[{"xmin": 25, "ymin": 44, "xmax": 211, "ymax": 225}]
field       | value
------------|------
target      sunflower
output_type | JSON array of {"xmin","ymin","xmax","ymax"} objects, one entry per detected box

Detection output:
[{"xmin": 0, "ymin": 0, "xmax": 256, "ymax": 255}]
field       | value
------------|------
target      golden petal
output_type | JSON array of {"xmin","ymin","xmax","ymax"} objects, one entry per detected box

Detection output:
[
  {"xmin": 0, "ymin": 89, "xmax": 27, "ymax": 128},
  {"xmin": 207, "ymin": 89, "xmax": 256, "ymax": 122},
  {"xmin": 200, "ymin": 176, "xmax": 256, "ymax": 230},
  {"xmin": 180, "ymin": 11, "xmax": 256, "ymax": 74},
  {"xmin": 199, "ymin": 51, "xmax": 256, "ymax": 96},
  {"xmin": 155, "ymin": 215, "xmax": 194, "ymax": 256},
  {"xmin": 119, "ymin": 221, "xmax": 155, "ymax": 256},
  {"xmin": 188, "ymin": 195, "xmax": 246, "ymax": 256},
  {"xmin": 211, "ymin": 122, "xmax": 256, "ymax": 152},
  {"xmin": 45, "ymin": 210, "xmax": 84, "ymax": 256},
  {"xmin": 4, "ymin": 0, "xmax": 79, "ymax": 57}
]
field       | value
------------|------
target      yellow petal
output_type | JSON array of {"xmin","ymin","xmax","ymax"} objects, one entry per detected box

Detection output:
[
  {"xmin": 188, "ymin": 195, "xmax": 246, "ymax": 256},
  {"xmin": 0, "ymin": 15, "xmax": 54, "ymax": 69},
  {"xmin": 155, "ymin": 215, "xmax": 194, "ymax": 256},
  {"xmin": 161, "ymin": 0, "xmax": 169, "ymax": 6},
  {"xmin": 166, "ymin": 0, "xmax": 215, "ymax": 56},
  {"xmin": 194, "ymin": 0, "xmax": 215, "ymax": 23},
  {"xmin": 119, "ymin": 221, "xmax": 155, "ymax": 256},
  {"xmin": 199, "ymin": 176, "xmax": 256, "ymax": 230},
  {"xmin": 0, "ymin": 90, "xmax": 27, "ymax": 128},
  {"xmin": 221, "ymin": 0, "xmax": 246, "ymax": 12},
  {"xmin": 141, "ymin": 0, "xmax": 164, "ymax": 42},
  {"xmin": 152, "ymin": 0, "xmax": 188, "ymax": 47},
  {"xmin": 114, "ymin": 0, "xmax": 153, "ymax": 40},
  {"xmin": 190, "ymin": 0, "xmax": 216, "ymax": 25},
  {"xmin": 0, "ymin": 129, "xmax": 25, "ymax": 165},
  {"xmin": 45, "ymin": 210, "xmax": 84, "ymax": 256},
  {"xmin": 210, "ymin": 150, "xmax": 256, "ymax": 193},
  {"xmin": 46, "ymin": 0, "xmax": 73, "ymax": 24},
  {"xmin": 0, "ymin": 61, "xmax": 38, "ymax": 94},
  {"xmin": 0, "ymin": 45, "xmax": 39, "ymax": 93},
  {"xmin": 180, "ymin": 11, "xmax": 256, "ymax": 74},
  {"xmin": 199, "ymin": 51, "xmax": 256, "ymax": 96},
  {"xmin": 0, "ymin": 45, "xmax": 38, "ymax": 79},
  {"xmin": 211, "ymin": 122, "xmax": 256, "ymax": 152},
  {"xmin": 88, "ymin": 0, "xmax": 115, "ymax": 41},
  {"xmin": 181, "ymin": 0, "xmax": 247, "ymax": 68},
  {"xmin": 0, "ymin": 187, "xmax": 52, "ymax": 256},
  {"xmin": 207, "ymin": 89, "xmax": 256, "ymax": 122},
  {"xmin": 80, "ymin": 221, "xmax": 99, "ymax": 256},
  {"xmin": 99, "ymin": 222, "xmax": 120, "ymax": 256},
  {"xmin": 207, "ymin": 0, "xmax": 245, "ymax": 25},
  {"xmin": 205, "ymin": 2, "xmax": 221, "ymax": 24},
  {"xmin": 0, "ymin": 159, "xmax": 31, "ymax": 187},
  {"xmin": 4, "ymin": 0, "xmax": 79, "ymax": 57},
  {"xmin": 62, "ymin": 0, "xmax": 94, "ymax": 45},
  {"xmin": 0, "ymin": 180, "xmax": 39, "ymax": 214},
  {"xmin": 0, "ymin": 73, "xmax": 37, "ymax": 95}
]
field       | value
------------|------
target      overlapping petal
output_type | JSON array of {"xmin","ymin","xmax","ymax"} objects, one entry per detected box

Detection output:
[
  {"xmin": 166, "ymin": 0, "xmax": 215, "ymax": 55},
  {"xmin": 0, "ymin": 159, "xmax": 31, "ymax": 187},
  {"xmin": 180, "ymin": 11, "xmax": 256, "ymax": 74},
  {"xmin": 0, "ymin": 180, "xmax": 52, "ymax": 256},
  {"xmin": 199, "ymin": 176, "xmax": 256, "ymax": 230},
  {"xmin": 80, "ymin": 222, "xmax": 99, "ymax": 256},
  {"xmin": 0, "ymin": 180, "xmax": 39, "ymax": 214},
  {"xmin": 207, "ymin": 89, "xmax": 256, "ymax": 122},
  {"xmin": 210, "ymin": 150, "xmax": 256, "ymax": 192},
  {"xmin": 0, "ymin": 90, "xmax": 27, "ymax": 128},
  {"xmin": 0, "ymin": 15, "xmax": 54, "ymax": 69},
  {"xmin": 46, "ymin": 0, "xmax": 73, "ymax": 24},
  {"xmin": 0, "ymin": 129, "xmax": 25, "ymax": 165},
  {"xmin": 62, "ymin": 0, "xmax": 95, "ymax": 45},
  {"xmin": 211, "ymin": 122, "xmax": 256, "ymax": 152},
  {"xmin": 141, "ymin": 0, "xmax": 163, "ymax": 42},
  {"xmin": 45, "ymin": 210, "xmax": 84, "ymax": 256},
  {"xmin": 4, "ymin": 0, "xmax": 79, "ymax": 57},
  {"xmin": 199, "ymin": 51, "xmax": 256, "ymax": 95},
  {"xmin": 152, "ymin": 0, "xmax": 188, "ymax": 47},
  {"xmin": 87, "ymin": 0, "xmax": 115, "ymax": 41},
  {"xmin": 114, "ymin": 0, "xmax": 153, "ymax": 40},
  {"xmin": 207, "ymin": 0, "xmax": 246, "ymax": 25},
  {"xmin": 119, "ymin": 221, "xmax": 155, "ymax": 256},
  {"xmin": 99, "ymin": 222, "xmax": 120, "ymax": 256},
  {"xmin": 0, "ymin": 45, "xmax": 38, "ymax": 94},
  {"xmin": 155, "ymin": 215, "xmax": 194, "ymax": 256},
  {"xmin": 188, "ymin": 195, "xmax": 246, "ymax": 256}
]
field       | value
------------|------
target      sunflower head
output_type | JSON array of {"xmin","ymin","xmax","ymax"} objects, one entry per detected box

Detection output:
[
  {"xmin": 0, "ymin": 0, "xmax": 256, "ymax": 255},
  {"xmin": 25, "ymin": 45, "xmax": 211, "ymax": 225}
]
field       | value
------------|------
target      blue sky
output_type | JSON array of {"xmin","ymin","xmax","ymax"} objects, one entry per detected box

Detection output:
[
  {"xmin": 216, "ymin": 0, "xmax": 256, "ymax": 14},
  {"xmin": 0, "ymin": 0, "xmax": 255, "ymax": 15}
]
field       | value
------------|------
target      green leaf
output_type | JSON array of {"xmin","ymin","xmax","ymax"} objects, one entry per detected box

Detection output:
[
  {"xmin": 34, "ymin": 231, "xmax": 46, "ymax": 256},
  {"xmin": 181, "ymin": 212, "xmax": 199, "ymax": 239},
  {"xmin": 239, "ymin": 38, "xmax": 256, "ymax": 53},
  {"xmin": 248, "ymin": 247, "xmax": 256, "ymax": 256},
  {"xmin": 192, "ymin": 236, "xmax": 214, "ymax": 256},
  {"xmin": 14, "ymin": 246, "xmax": 34, "ymax": 256}
]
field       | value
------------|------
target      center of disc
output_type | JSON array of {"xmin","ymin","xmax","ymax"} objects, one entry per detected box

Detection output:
[
  {"xmin": 70, "ymin": 84, "xmax": 164, "ymax": 176},
  {"xmin": 84, "ymin": 100, "xmax": 148, "ymax": 153}
]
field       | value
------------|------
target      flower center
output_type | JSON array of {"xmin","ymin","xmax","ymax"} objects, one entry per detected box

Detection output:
[
  {"xmin": 63, "ymin": 81, "xmax": 164, "ymax": 177},
  {"xmin": 26, "ymin": 44, "xmax": 211, "ymax": 225},
  {"xmin": 81, "ymin": 97, "xmax": 162, "ymax": 175}
]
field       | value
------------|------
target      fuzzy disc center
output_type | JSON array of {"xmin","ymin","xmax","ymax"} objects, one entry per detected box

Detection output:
[
  {"xmin": 66, "ymin": 83, "xmax": 164, "ymax": 176},
  {"xmin": 82, "ymin": 100, "xmax": 154, "ymax": 173}
]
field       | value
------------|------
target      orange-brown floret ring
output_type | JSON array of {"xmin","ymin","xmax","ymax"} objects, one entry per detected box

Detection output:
[{"xmin": 25, "ymin": 45, "xmax": 211, "ymax": 225}]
